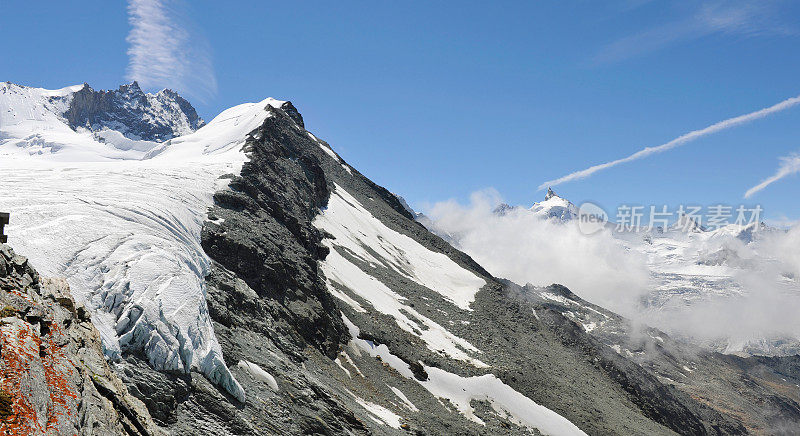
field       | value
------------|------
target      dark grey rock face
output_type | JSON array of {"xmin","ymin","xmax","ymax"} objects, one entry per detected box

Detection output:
[
  {"xmin": 0, "ymin": 212, "xmax": 7, "ymax": 243},
  {"xmin": 114, "ymin": 106, "xmax": 376, "ymax": 432},
  {"xmin": 63, "ymin": 82, "xmax": 204, "ymax": 142},
  {"xmin": 201, "ymin": 104, "xmax": 346, "ymax": 359}
]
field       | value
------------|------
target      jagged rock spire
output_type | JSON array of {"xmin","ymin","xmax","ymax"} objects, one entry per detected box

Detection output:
[
  {"xmin": 64, "ymin": 83, "xmax": 203, "ymax": 142},
  {"xmin": 545, "ymin": 187, "xmax": 556, "ymax": 200}
]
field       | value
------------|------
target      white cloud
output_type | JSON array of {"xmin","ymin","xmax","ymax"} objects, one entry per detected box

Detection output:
[
  {"xmin": 764, "ymin": 215, "xmax": 800, "ymax": 229},
  {"xmin": 425, "ymin": 190, "xmax": 800, "ymax": 355},
  {"xmin": 425, "ymin": 190, "xmax": 650, "ymax": 315},
  {"xmin": 646, "ymin": 226, "xmax": 800, "ymax": 352},
  {"xmin": 744, "ymin": 153, "xmax": 800, "ymax": 198},
  {"xmin": 126, "ymin": 0, "xmax": 217, "ymax": 103},
  {"xmin": 538, "ymin": 94, "xmax": 800, "ymax": 190},
  {"xmin": 594, "ymin": 1, "xmax": 795, "ymax": 65}
]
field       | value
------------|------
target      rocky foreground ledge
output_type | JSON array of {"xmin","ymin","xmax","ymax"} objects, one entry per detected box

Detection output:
[{"xmin": 0, "ymin": 244, "xmax": 160, "ymax": 436}]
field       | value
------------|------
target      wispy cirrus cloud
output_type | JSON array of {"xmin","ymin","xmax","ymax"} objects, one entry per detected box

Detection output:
[
  {"xmin": 744, "ymin": 153, "xmax": 800, "ymax": 198},
  {"xmin": 538, "ymin": 94, "xmax": 800, "ymax": 191},
  {"xmin": 593, "ymin": 1, "xmax": 796, "ymax": 65},
  {"xmin": 126, "ymin": 0, "xmax": 217, "ymax": 103}
]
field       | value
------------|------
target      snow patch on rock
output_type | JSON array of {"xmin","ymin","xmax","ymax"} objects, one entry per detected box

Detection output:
[
  {"xmin": 346, "ymin": 390, "xmax": 403, "ymax": 429},
  {"xmin": 317, "ymin": 189, "xmax": 487, "ymax": 366},
  {"xmin": 343, "ymin": 314, "xmax": 585, "ymax": 435},
  {"xmin": 389, "ymin": 386, "xmax": 419, "ymax": 412},
  {"xmin": 237, "ymin": 360, "xmax": 279, "ymax": 391}
]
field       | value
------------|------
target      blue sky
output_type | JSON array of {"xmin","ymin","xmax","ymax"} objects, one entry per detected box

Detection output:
[{"xmin": 3, "ymin": 1, "xmax": 800, "ymax": 222}]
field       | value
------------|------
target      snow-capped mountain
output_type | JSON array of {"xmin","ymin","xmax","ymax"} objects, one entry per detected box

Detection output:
[
  {"xmin": 490, "ymin": 188, "xmax": 578, "ymax": 219},
  {"xmin": 529, "ymin": 188, "xmax": 579, "ymax": 221},
  {"xmin": 483, "ymin": 188, "xmax": 799, "ymax": 358},
  {"xmin": 0, "ymin": 81, "xmax": 202, "ymax": 160},
  {"xmin": 1, "ymin": 82, "xmax": 288, "ymax": 404},
  {"xmin": 65, "ymin": 82, "xmax": 204, "ymax": 141},
  {"xmin": 3, "ymin": 82, "xmax": 800, "ymax": 434},
  {"xmin": 670, "ymin": 212, "xmax": 707, "ymax": 233},
  {"xmin": 612, "ymin": 219, "xmax": 800, "ymax": 356}
]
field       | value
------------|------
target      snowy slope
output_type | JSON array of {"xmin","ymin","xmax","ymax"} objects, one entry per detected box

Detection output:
[
  {"xmin": 0, "ymin": 84, "xmax": 288, "ymax": 401},
  {"xmin": 0, "ymin": 82, "xmax": 120, "ymax": 160},
  {"xmin": 314, "ymin": 184, "xmax": 488, "ymax": 366}
]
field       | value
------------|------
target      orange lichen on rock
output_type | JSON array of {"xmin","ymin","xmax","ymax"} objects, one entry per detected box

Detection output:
[
  {"xmin": 0, "ymin": 249, "xmax": 79, "ymax": 435},
  {"xmin": 41, "ymin": 321, "xmax": 78, "ymax": 432},
  {"xmin": 0, "ymin": 320, "xmax": 44, "ymax": 435}
]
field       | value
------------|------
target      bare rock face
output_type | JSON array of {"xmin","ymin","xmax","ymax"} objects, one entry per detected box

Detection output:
[
  {"xmin": 0, "ymin": 244, "xmax": 161, "ymax": 435},
  {"xmin": 63, "ymin": 82, "xmax": 204, "ymax": 142}
]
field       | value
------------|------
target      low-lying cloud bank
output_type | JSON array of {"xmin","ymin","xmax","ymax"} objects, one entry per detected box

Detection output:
[
  {"xmin": 424, "ymin": 190, "xmax": 800, "ymax": 355},
  {"xmin": 425, "ymin": 190, "xmax": 650, "ymax": 315},
  {"xmin": 644, "ymin": 226, "xmax": 800, "ymax": 354}
]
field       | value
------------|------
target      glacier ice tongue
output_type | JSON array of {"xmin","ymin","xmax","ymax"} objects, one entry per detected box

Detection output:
[{"xmin": 0, "ymin": 87, "xmax": 289, "ymax": 401}]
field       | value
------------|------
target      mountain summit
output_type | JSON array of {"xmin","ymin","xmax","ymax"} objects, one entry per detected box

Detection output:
[
  {"xmin": 530, "ymin": 187, "xmax": 578, "ymax": 221},
  {"xmin": 0, "ymin": 81, "xmax": 204, "ymax": 160},
  {"xmin": 65, "ymin": 82, "xmax": 204, "ymax": 142}
]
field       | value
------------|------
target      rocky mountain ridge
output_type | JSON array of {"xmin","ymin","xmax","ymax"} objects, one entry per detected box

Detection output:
[
  {"xmin": 2, "ymin": 83, "xmax": 800, "ymax": 434},
  {"xmin": 64, "ymin": 82, "xmax": 204, "ymax": 142},
  {"xmin": 0, "ymin": 81, "xmax": 204, "ymax": 159}
]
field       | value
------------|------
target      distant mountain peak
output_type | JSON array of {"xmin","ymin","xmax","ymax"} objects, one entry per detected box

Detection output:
[
  {"xmin": 672, "ymin": 212, "xmax": 707, "ymax": 233},
  {"xmin": 118, "ymin": 81, "xmax": 143, "ymax": 93},
  {"xmin": 493, "ymin": 203, "xmax": 516, "ymax": 216},
  {"xmin": 64, "ymin": 82, "xmax": 204, "ymax": 142},
  {"xmin": 530, "ymin": 189, "xmax": 578, "ymax": 221}
]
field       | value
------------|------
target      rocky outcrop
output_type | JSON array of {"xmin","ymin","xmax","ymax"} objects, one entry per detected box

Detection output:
[
  {"xmin": 0, "ymin": 244, "xmax": 160, "ymax": 435},
  {"xmin": 201, "ymin": 104, "xmax": 348, "ymax": 360},
  {"xmin": 63, "ymin": 82, "xmax": 204, "ymax": 141}
]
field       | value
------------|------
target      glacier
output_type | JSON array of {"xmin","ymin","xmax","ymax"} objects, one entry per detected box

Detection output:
[{"xmin": 0, "ymin": 82, "xmax": 289, "ymax": 401}]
